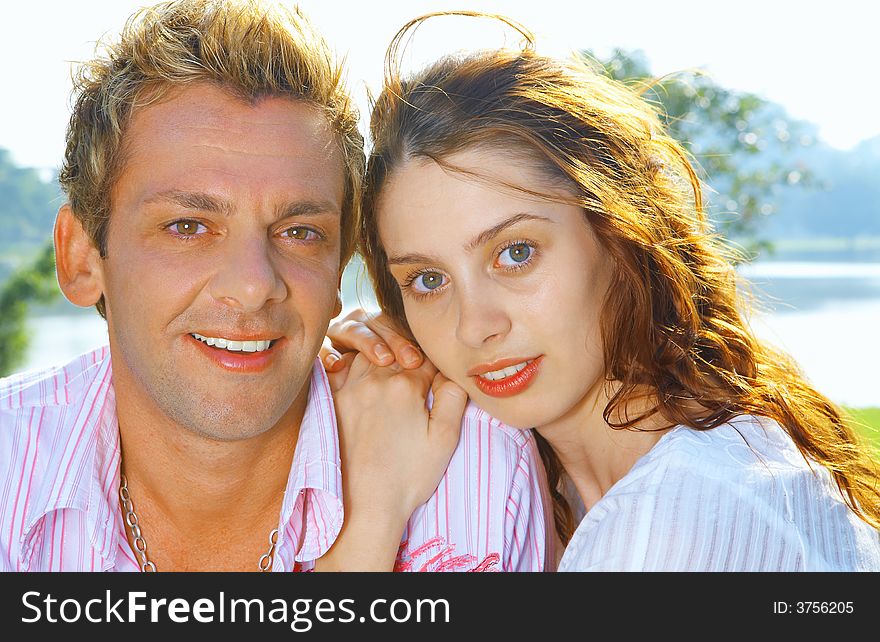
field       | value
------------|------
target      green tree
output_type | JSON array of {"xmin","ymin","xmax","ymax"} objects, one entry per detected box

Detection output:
[
  {"xmin": 0, "ymin": 148, "xmax": 61, "ymax": 253},
  {"xmin": 0, "ymin": 241, "xmax": 61, "ymax": 375},
  {"xmin": 586, "ymin": 49, "xmax": 816, "ymax": 257}
]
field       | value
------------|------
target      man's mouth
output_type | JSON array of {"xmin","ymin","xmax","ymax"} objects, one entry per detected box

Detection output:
[{"xmin": 190, "ymin": 333, "xmax": 276, "ymax": 353}]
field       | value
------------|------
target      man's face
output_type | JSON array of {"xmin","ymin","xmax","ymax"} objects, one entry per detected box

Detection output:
[{"xmin": 97, "ymin": 83, "xmax": 345, "ymax": 440}]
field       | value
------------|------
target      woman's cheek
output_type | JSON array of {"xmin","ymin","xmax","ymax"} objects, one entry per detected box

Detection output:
[
  {"xmin": 405, "ymin": 308, "xmax": 455, "ymax": 374},
  {"xmin": 408, "ymin": 313, "xmax": 440, "ymax": 353}
]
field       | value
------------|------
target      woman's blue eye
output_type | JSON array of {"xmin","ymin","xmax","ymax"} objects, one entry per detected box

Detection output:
[
  {"xmin": 498, "ymin": 243, "xmax": 532, "ymax": 266},
  {"xmin": 412, "ymin": 271, "xmax": 447, "ymax": 293}
]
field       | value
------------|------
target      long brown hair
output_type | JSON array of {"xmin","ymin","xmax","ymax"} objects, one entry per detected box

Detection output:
[{"xmin": 359, "ymin": 12, "xmax": 880, "ymax": 544}]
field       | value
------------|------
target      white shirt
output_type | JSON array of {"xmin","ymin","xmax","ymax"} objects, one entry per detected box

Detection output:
[
  {"xmin": 0, "ymin": 346, "xmax": 552, "ymax": 571},
  {"xmin": 559, "ymin": 415, "xmax": 880, "ymax": 571}
]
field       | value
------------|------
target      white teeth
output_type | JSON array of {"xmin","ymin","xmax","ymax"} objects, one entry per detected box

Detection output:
[
  {"xmin": 192, "ymin": 333, "xmax": 273, "ymax": 353},
  {"xmin": 479, "ymin": 360, "xmax": 533, "ymax": 381}
]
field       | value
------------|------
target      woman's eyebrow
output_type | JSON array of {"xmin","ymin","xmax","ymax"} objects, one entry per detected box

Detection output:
[
  {"xmin": 464, "ymin": 213, "xmax": 553, "ymax": 251},
  {"xmin": 387, "ymin": 251, "xmax": 438, "ymax": 266},
  {"xmin": 387, "ymin": 213, "xmax": 553, "ymax": 266}
]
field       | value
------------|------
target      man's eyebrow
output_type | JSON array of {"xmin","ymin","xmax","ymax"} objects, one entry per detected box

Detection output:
[
  {"xmin": 276, "ymin": 200, "xmax": 341, "ymax": 220},
  {"xmin": 387, "ymin": 213, "xmax": 553, "ymax": 266},
  {"xmin": 143, "ymin": 190, "xmax": 340, "ymax": 220},
  {"xmin": 144, "ymin": 190, "xmax": 232, "ymax": 215}
]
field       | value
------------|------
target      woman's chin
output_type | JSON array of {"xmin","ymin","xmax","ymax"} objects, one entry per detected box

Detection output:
[{"xmin": 473, "ymin": 395, "xmax": 556, "ymax": 431}]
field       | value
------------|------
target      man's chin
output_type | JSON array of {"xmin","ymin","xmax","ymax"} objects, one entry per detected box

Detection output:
[
  {"xmin": 161, "ymin": 398, "xmax": 294, "ymax": 442},
  {"xmin": 113, "ymin": 337, "xmax": 313, "ymax": 441},
  {"xmin": 148, "ymin": 373, "xmax": 306, "ymax": 441}
]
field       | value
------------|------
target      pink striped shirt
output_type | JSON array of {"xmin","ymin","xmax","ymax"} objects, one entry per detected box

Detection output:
[{"xmin": 0, "ymin": 346, "xmax": 552, "ymax": 571}]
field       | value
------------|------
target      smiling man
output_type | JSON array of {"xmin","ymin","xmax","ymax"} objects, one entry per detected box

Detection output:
[{"xmin": 0, "ymin": 0, "xmax": 551, "ymax": 572}]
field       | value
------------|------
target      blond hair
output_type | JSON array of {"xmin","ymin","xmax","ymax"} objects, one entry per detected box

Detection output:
[{"xmin": 59, "ymin": 0, "xmax": 364, "ymax": 317}]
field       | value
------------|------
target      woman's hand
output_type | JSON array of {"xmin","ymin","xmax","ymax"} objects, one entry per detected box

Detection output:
[
  {"xmin": 320, "ymin": 308, "xmax": 424, "ymax": 375},
  {"xmin": 315, "ymin": 353, "xmax": 468, "ymax": 571}
]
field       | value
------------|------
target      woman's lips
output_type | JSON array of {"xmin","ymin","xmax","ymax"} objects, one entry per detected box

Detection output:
[{"xmin": 472, "ymin": 356, "xmax": 543, "ymax": 398}]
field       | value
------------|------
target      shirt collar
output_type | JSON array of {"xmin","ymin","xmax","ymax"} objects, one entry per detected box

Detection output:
[
  {"xmin": 274, "ymin": 359, "xmax": 344, "ymax": 566},
  {"xmin": 19, "ymin": 347, "xmax": 121, "ymax": 569},
  {"xmin": 19, "ymin": 349, "xmax": 344, "ymax": 570}
]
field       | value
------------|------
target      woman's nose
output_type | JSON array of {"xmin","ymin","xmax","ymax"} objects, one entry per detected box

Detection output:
[{"xmin": 454, "ymin": 286, "xmax": 512, "ymax": 348}]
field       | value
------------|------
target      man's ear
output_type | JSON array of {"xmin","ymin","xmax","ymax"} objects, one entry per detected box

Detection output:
[{"xmin": 54, "ymin": 204, "xmax": 105, "ymax": 307}]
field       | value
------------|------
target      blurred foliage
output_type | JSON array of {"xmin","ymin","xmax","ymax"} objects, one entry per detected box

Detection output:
[
  {"xmin": 0, "ymin": 241, "xmax": 61, "ymax": 376},
  {"xmin": 585, "ymin": 49, "xmax": 817, "ymax": 258},
  {"xmin": 0, "ymin": 148, "xmax": 61, "ymax": 253}
]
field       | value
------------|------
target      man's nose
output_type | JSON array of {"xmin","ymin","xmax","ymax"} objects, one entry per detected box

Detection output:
[
  {"xmin": 209, "ymin": 234, "xmax": 286, "ymax": 312},
  {"xmin": 454, "ymin": 285, "xmax": 512, "ymax": 349}
]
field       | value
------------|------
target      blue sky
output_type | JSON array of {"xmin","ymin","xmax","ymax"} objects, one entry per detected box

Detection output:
[{"xmin": 2, "ymin": 0, "xmax": 878, "ymax": 170}]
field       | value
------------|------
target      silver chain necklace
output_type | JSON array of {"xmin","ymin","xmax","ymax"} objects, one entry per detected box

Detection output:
[{"xmin": 119, "ymin": 473, "xmax": 280, "ymax": 572}]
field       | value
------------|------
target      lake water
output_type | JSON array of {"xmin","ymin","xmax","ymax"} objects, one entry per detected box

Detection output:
[
  {"xmin": 736, "ymin": 262, "xmax": 880, "ymax": 408},
  {"xmin": 20, "ymin": 261, "xmax": 880, "ymax": 408}
]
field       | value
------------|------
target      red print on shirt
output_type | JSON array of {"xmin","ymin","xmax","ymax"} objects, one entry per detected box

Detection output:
[{"xmin": 394, "ymin": 537, "xmax": 501, "ymax": 572}]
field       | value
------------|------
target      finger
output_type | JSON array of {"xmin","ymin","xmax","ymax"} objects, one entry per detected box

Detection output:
[
  {"xmin": 326, "ymin": 351, "xmax": 357, "ymax": 393},
  {"xmin": 364, "ymin": 313, "xmax": 424, "ymax": 369},
  {"xmin": 346, "ymin": 350, "xmax": 387, "ymax": 380},
  {"xmin": 319, "ymin": 337, "xmax": 344, "ymax": 372},
  {"xmin": 400, "ymin": 353, "xmax": 438, "ymax": 393},
  {"xmin": 340, "ymin": 308, "xmax": 370, "ymax": 323},
  {"xmin": 327, "ymin": 308, "xmax": 367, "ymax": 342},
  {"xmin": 327, "ymin": 319, "xmax": 395, "ymax": 366},
  {"xmin": 428, "ymin": 373, "xmax": 468, "ymax": 451}
]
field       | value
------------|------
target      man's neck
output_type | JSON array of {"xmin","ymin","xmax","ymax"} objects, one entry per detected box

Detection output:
[{"xmin": 114, "ymin": 378, "xmax": 308, "ymax": 571}]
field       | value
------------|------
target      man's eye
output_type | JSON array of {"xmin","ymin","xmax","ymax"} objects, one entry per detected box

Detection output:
[
  {"xmin": 169, "ymin": 220, "xmax": 206, "ymax": 236},
  {"xmin": 282, "ymin": 226, "xmax": 319, "ymax": 240},
  {"xmin": 497, "ymin": 242, "xmax": 533, "ymax": 266},
  {"xmin": 412, "ymin": 271, "xmax": 447, "ymax": 293}
]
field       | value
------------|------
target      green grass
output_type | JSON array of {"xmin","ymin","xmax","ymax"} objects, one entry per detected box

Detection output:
[{"xmin": 844, "ymin": 407, "xmax": 880, "ymax": 451}]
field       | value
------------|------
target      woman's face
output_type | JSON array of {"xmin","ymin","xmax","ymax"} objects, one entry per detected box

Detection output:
[{"xmin": 377, "ymin": 148, "xmax": 614, "ymax": 429}]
